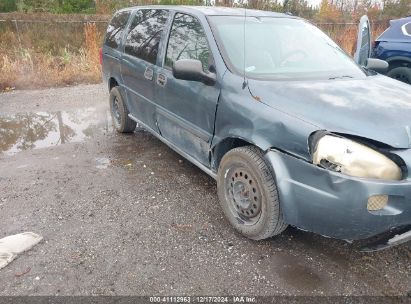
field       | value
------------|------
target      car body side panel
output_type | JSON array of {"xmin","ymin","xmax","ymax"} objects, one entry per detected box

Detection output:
[
  {"xmin": 372, "ymin": 17, "xmax": 411, "ymax": 68},
  {"xmin": 102, "ymin": 9, "xmax": 134, "ymax": 89},
  {"xmin": 120, "ymin": 9, "xmax": 172, "ymax": 132},
  {"xmin": 150, "ymin": 11, "xmax": 227, "ymax": 167},
  {"xmin": 212, "ymin": 72, "xmax": 319, "ymax": 165},
  {"xmin": 373, "ymin": 41, "xmax": 411, "ymax": 63},
  {"xmin": 153, "ymin": 12, "xmax": 221, "ymax": 166},
  {"xmin": 102, "ymin": 46, "xmax": 123, "ymax": 87},
  {"xmin": 102, "ymin": 11, "xmax": 132, "ymax": 90},
  {"xmin": 154, "ymin": 69, "xmax": 221, "ymax": 166},
  {"xmin": 121, "ymin": 54, "xmax": 158, "ymax": 130}
]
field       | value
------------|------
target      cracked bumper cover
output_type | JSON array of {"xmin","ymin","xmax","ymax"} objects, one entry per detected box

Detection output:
[{"xmin": 264, "ymin": 149, "xmax": 411, "ymax": 240}]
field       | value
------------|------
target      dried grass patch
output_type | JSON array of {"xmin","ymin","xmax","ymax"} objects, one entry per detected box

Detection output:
[{"xmin": 0, "ymin": 23, "xmax": 101, "ymax": 91}]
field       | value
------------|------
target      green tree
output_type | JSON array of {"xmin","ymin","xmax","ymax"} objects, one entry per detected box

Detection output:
[
  {"xmin": 19, "ymin": 0, "xmax": 57, "ymax": 12},
  {"xmin": 58, "ymin": 0, "xmax": 95, "ymax": 13},
  {"xmin": 383, "ymin": 0, "xmax": 411, "ymax": 18},
  {"xmin": 283, "ymin": 0, "xmax": 316, "ymax": 18},
  {"xmin": 0, "ymin": 0, "xmax": 17, "ymax": 12}
]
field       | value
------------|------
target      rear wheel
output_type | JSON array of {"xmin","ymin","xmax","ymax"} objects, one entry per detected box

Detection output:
[
  {"xmin": 387, "ymin": 67, "xmax": 411, "ymax": 84},
  {"xmin": 109, "ymin": 86, "xmax": 136, "ymax": 133},
  {"xmin": 217, "ymin": 146, "xmax": 287, "ymax": 240}
]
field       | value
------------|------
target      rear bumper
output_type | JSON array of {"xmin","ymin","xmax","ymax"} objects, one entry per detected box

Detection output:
[{"xmin": 264, "ymin": 150, "xmax": 411, "ymax": 240}]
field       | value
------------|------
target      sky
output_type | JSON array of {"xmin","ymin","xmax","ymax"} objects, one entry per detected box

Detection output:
[{"xmin": 308, "ymin": 0, "xmax": 323, "ymax": 7}]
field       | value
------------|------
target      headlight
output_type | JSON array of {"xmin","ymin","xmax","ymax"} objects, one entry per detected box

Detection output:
[{"xmin": 312, "ymin": 135, "xmax": 402, "ymax": 180}]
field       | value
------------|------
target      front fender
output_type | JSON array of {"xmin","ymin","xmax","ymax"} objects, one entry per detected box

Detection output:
[{"xmin": 213, "ymin": 73, "xmax": 318, "ymax": 162}]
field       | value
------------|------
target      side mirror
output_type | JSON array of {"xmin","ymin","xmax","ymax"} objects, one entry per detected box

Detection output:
[
  {"xmin": 366, "ymin": 58, "xmax": 389, "ymax": 74},
  {"xmin": 173, "ymin": 59, "xmax": 216, "ymax": 86}
]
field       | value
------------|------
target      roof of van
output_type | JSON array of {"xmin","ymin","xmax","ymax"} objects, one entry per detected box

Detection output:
[{"xmin": 120, "ymin": 5, "xmax": 290, "ymax": 18}]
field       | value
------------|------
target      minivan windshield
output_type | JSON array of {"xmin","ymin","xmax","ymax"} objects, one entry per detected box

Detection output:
[{"xmin": 208, "ymin": 16, "xmax": 366, "ymax": 80}]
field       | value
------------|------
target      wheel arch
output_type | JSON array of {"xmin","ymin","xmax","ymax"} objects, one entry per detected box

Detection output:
[
  {"xmin": 211, "ymin": 137, "xmax": 264, "ymax": 171},
  {"xmin": 386, "ymin": 56, "xmax": 411, "ymax": 70},
  {"xmin": 108, "ymin": 77, "xmax": 120, "ymax": 91}
]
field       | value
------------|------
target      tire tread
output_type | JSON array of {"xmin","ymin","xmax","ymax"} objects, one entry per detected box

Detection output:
[
  {"xmin": 218, "ymin": 145, "xmax": 287, "ymax": 240},
  {"xmin": 110, "ymin": 86, "xmax": 136, "ymax": 133}
]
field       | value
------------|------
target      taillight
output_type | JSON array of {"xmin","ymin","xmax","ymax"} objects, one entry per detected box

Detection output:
[{"xmin": 99, "ymin": 48, "xmax": 103, "ymax": 65}]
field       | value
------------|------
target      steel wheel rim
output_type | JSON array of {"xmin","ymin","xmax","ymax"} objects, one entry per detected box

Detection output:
[
  {"xmin": 224, "ymin": 166, "xmax": 262, "ymax": 225},
  {"xmin": 111, "ymin": 96, "xmax": 121, "ymax": 128}
]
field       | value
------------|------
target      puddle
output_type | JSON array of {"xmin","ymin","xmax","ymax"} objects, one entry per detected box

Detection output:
[
  {"xmin": 278, "ymin": 263, "xmax": 323, "ymax": 291},
  {"xmin": 0, "ymin": 107, "xmax": 113, "ymax": 155},
  {"xmin": 264, "ymin": 251, "xmax": 327, "ymax": 292}
]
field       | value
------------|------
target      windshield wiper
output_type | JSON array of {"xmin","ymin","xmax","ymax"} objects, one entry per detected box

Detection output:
[{"xmin": 328, "ymin": 75, "xmax": 354, "ymax": 80}]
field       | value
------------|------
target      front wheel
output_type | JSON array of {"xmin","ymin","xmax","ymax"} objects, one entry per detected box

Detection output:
[{"xmin": 217, "ymin": 146, "xmax": 287, "ymax": 240}]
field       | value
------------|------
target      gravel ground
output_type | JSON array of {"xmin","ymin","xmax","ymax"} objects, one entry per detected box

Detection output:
[{"xmin": 0, "ymin": 84, "xmax": 410, "ymax": 296}]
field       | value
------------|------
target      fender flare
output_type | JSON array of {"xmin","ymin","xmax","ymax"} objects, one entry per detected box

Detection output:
[{"xmin": 386, "ymin": 56, "xmax": 411, "ymax": 64}]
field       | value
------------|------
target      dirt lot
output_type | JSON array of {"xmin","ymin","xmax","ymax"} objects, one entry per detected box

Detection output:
[{"xmin": 0, "ymin": 84, "xmax": 410, "ymax": 296}]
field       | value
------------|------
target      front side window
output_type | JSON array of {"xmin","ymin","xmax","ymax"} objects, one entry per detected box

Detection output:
[
  {"xmin": 124, "ymin": 9, "xmax": 170, "ymax": 65},
  {"xmin": 208, "ymin": 16, "xmax": 366, "ymax": 80},
  {"xmin": 105, "ymin": 10, "xmax": 131, "ymax": 49},
  {"xmin": 165, "ymin": 13, "xmax": 213, "ymax": 72}
]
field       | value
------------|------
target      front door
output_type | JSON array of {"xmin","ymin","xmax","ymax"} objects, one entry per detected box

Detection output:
[
  {"xmin": 154, "ymin": 13, "xmax": 220, "ymax": 166},
  {"xmin": 121, "ymin": 9, "xmax": 170, "ymax": 131}
]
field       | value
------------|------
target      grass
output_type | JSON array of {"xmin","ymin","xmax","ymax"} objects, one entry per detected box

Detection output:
[
  {"xmin": 0, "ymin": 18, "xmax": 105, "ymax": 91},
  {"xmin": 0, "ymin": 14, "xmax": 388, "ymax": 91}
]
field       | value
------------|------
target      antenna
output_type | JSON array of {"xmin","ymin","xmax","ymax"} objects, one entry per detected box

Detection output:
[{"xmin": 242, "ymin": 5, "xmax": 247, "ymax": 90}]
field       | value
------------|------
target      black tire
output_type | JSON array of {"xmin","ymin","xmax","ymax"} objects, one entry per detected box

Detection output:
[
  {"xmin": 217, "ymin": 146, "xmax": 288, "ymax": 240},
  {"xmin": 387, "ymin": 67, "xmax": 411, "ymax": 84},
  {"xmin": 109, "ymin": 86, "xmax": 136, "ymax": 133}
]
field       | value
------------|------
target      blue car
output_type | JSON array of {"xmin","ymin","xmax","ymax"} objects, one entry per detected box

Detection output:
[
  {"xmin": 373, "ymin": 16, "xmax": 411, "ymax": 83},
  {"xmin": 102, "ymin": 6, "xmax": 411, "ymax": 251}
]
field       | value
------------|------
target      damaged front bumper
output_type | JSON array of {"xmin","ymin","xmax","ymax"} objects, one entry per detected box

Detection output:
[
  {"xmin": 264, "ymin": 149, "xmax": 411, "ymax": 244},
  {"xmin": 360, "ymin": 225, "xmax": 411, "ymax": 252}
]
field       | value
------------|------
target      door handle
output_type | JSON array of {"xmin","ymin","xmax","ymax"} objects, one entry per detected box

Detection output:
[
  {"xmin": 144, "ymin": 67, "xmax": 154, "ymax": 81},
  {"xmin": 156, "ymin": 73, "xmax": 167, "ymax": 87}
]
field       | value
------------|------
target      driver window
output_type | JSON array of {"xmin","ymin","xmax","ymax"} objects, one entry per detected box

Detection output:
[{"xmin": 165, "ymin": 13, "xmax": 213, "ymax": 72}]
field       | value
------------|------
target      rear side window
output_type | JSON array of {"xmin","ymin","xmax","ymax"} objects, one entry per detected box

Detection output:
[
  {"xmin": 165, "ymin": 13, "xmax": 212, "ymax": 72},
  {"xmin": 105, "ymin": 11, "xmax": 131, "ymax": 49},
  {"xmin": 124, "ymin": 9, "xmax": 170, "ymax": 65}
]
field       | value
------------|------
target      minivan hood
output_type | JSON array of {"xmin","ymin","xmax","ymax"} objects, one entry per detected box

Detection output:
[{"xmin": 248, "ymin": 75, "xmax": 411, "ymax": 148}]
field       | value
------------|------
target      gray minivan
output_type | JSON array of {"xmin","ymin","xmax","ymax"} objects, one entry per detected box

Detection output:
[{"xmin": 102, "ymin": 6, "xmax": 411, "ymax": 250}]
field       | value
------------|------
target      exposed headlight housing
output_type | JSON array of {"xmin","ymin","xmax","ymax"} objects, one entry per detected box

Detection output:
[{"xmin": 312, "ymin": 135, "xmax": 402, "ymax": 180}]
